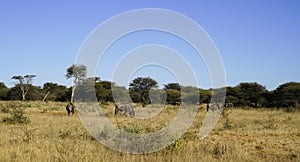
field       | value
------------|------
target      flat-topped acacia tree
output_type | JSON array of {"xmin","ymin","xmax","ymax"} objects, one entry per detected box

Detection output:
[
  {"xmin": 129, "ymin": 77, "xmax": 158, "ymax": 107},
  {"xmin": 66, "ymin": 64, "xmax": 87, "ymax": 104},
  {"xmin": 11, "ymin": 74, "xmax": 36, "ymax": 101}
]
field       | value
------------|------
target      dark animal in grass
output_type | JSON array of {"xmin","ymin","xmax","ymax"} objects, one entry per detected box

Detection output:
[
  {"xmin": 114, "ymin": 103, "xmax": 135, "ymax": 117},
  {"xmin": 66, "ymin": 103, "xmax": 75, "ymax": 116}
]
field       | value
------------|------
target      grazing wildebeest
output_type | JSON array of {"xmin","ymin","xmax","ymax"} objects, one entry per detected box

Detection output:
[
  {"xmin": 114, "ymin": 103, "xmax": 135, "ymax": 117},
  {"xmin": 207, "ymin": 103, "xmax": 224, "ymax": 112},
  {"xmin": 66, "ymin": 102, "xmax": 75, "ymax": 116}
]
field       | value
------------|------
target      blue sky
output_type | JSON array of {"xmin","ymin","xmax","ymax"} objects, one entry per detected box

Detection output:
[{"xmin": 0, "ymin": 0, "xmax": 299, "ymax": 90}]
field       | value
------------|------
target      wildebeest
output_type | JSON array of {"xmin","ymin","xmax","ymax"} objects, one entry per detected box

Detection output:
[
  {"xmin": 66, "ymin": 102, "xmax": 75, "ymax": 116},
  {"xmin": 114, "ymin": 103, "xmax": 135, "ymax": 117},
  {"xmin": 206, "ymin": 103, "xmax": 224, "ymax": 112}
]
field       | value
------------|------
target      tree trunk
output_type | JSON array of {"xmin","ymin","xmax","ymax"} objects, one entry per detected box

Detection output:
[
  {"xmin": 21, "ymin": 88, "xmax": 26, "ymax": 101},
  {"xmin": 71, "ymin": 85, "xmax": 76, "ymax": 104},
  {"xmin": 42, "ymin": 91, "xmax": 51, "ymax": 102},
  {"xmin": 22, "ymin": 93, "xmax": 26, "ymax": 101}
]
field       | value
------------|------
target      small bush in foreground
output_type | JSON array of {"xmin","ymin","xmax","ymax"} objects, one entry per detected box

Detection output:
[{"xmin": 2, "ymin": 106, "xmax": 30, "ymax": 124}]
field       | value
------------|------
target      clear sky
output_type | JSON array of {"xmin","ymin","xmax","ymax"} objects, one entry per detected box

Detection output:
[{"xmin": 0, "ymin": 0, "xmax": 299, "ymax": 90}]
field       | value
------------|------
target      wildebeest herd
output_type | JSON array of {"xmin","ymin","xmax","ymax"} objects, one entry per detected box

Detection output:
[
  {"xmin": 206, "ymin": 103, "xmax": 225, "ymax": 112},
  {"xmin": 66, "ymin": 102, "xmax": 228, "ymax": 116},
  {"xmin": 65, "ymin": 102, "xmax": 135, "ymax": 117}
]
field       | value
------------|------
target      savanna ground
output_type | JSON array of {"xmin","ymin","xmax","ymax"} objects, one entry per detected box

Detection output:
[{"xmin": 0, "ymin": 101, "xmax": 299, "ymax": 162}]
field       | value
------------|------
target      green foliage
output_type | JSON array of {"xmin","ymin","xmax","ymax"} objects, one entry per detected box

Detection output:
[
  {"xmin": 124, "ymin": 123, "xmax": 144, "ymax": 134},
  {"xmin": 181, "ymin": 86, "xmax": 200, "ymax": 104},
  {"xmin": 164, "ymin": 83, "xmax": 181, "ymax": 91},
  {"xmin": 167, "ymin": 137, "xmax": 184, "ymax": 151},
  {"xmin": 2, "ymin": 103, "xmax": 30, "ymax": 124},
  {"xmin": 273, "ymin": 82, "xmax": 300, "ymax": 108},
  {"xmin": 226, "ymin": 82, "xmax": 268, "ymax": 107},
  {"xmin": 200, "ymin": 89, "xmax": 211, "ymax": 103},
  {"xmin": 11, "ymin": 74, "xmax": 36, "ymax": 101},
  {"xmin": 129, "ymin": 77, "xmax": 158, "ymax": 105},
  {"xmin": 66, "ymin": 64, "xmax": 87, "ymax": 103},
  {"xmin": 25, "ymin": 85, "xmax": 43, "ymax": 100},
  {"xmin": 42, "ymin": 83, "xmax": 69, "ymax": 102},
  {"xmin": 95, "ymin": 81, "xmax": 114, "ymax": 102},
  {"xmin": 222, "ymin": 108, "xmax": 233, "ymax": 130},
  {"xmin": 65, "ymin": 64, "xmax": 87, "ymax": 81},
  {"xmin": 74, "ymin": 77, "xmax": 100, "ymax": 102},
  {"xmin": 0, "ymin": 82, "xmax": 9, "ymax": 100},
  {"xmin": 166, "ymin": 90, "xmax": 181, "ymax": 104},
  {"xmin": 238, "ymin": 82, "xmax": 267, "ymax": 107},
  {"xmin": 1, "ymin": 72, "xmax": 300, "ymax": 109},
  {"xmin": 113, "ymin": 86, "xmax": 130, "ymax": 102}
]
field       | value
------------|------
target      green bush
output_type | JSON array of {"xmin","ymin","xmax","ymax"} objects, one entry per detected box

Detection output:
[
  {"xmin": 124, "ymin": 123, "xmax": 144, "ymax": 134},
  {"xmin": 222, "ymin": 108, "xmax": 233, "ymax": 130},
  {"xmin": 2, "ymin": 106, "xmax": 30, "ymax": 124}
]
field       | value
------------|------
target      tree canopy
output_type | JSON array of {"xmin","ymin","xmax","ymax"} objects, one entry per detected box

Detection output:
[
  {"xmin": 129, "ymin": 77, "xmax": 158, "ymax": 106},
  {"xmin": 11, "ymin": 74, "xmax": 36, "ymax": 100},
  {"xmin": 66, "ymin": 64, "xmax": 87, "ymax": 103},
  {"xmin": 0, "ymin": 66, "xmax": 299, "ymax": 110}
]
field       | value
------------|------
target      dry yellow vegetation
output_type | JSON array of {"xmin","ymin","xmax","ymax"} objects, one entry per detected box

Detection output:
[{"xmin": 0, "ymin": 101, "xmax": 299, "ymax": 161}]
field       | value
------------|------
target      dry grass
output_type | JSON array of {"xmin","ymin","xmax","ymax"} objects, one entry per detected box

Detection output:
[{"xmin": 0, "ymin": 101, "xmax": 299, "ymax": 161}]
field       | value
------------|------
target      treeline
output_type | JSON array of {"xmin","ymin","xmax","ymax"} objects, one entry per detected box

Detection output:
[{"xmin": 0, "ymin": 78, "xmax": 299, "ymax": 108}]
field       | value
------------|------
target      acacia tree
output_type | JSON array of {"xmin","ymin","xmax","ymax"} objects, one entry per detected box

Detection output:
[
  {"xmin": 164, "ymin": 83, "xmax": 181, "ymax": 91},
  {"xmin": 0, "ymin": 82, "xmax": 9, "ymax": 100},
  {"xmin": 11, "ymin": 75, "xmax": 36, "ymax": 101},
  {"xmin": 237, "ymin": 82, "xmax": 267, "ymax": 107},
  {"xmin": 273, "ymin": 82, "xmax": 300, "ymax": 108},
  {"xmin": 66, "ymin": 64, "xmax": 87, "ymax": 104},
  {"xmin": 41, "ymin": 82, "xmax": 69, "ymax": 102},
  {"xmin": 129, "ymin": 77, "xmax": 158, "ymax": 106}
]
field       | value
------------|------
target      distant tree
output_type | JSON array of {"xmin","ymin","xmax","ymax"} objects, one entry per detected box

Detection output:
[
  {"xmin": 260, "ymin": 91, "xmax": 275, "ymax": 108},
  {"xmin": 112, "ymin": 86, "xmax": 130, "ymax": 103},
  {"xmin": 237, "ymin": 82, "xmax": 267, "ymax": 107},
  {"xmin": 164, "ymin": 83, "xmax": 181, "ymax": 91},
  {"xmin": 181, "ymin": 86, "xmax": 200, "ymax": 104},
  {"xmin": 75, "ymin": 77, "xmax": 99, "ymax": 102},
  {"xmin": 25, "ymin": 85, "xmax": 42, "ymax": 100},
  {"xmin": 7, "ymin": 86, "xmax": 22, "ymax": 100},
  {"xmin": 11, "ymin": 75, "xmax": 36, "ymax": 101},
  {"xmin": 0, "ymin": 82, "xmax": 9, "ymax": 100},
  {"xmin": 42, "ymin": 82, "xmax": 69, "ymax": 102},
  {"xmin": 225, "ymin": 86, "xmax": 241, "ymax": 106},
  {"xmin": 273, "ymin": 82, "xmax": 300, "ymax": 108},
  {"xmin": 65, "ymin": 64, "xmax": 87, "ymax": 104},
  {"xmin": 95, "ymin": 80, "xmax": 114, "ymax": 102},
  {"xmin": 54, "ymin": 85, "xmax": 69, "ymax": 102},
  {"xmin": 149, "ymin": 89, "xmax": 167, "ymax": 104},
  {"xmin": 199, "ymin": 89, "xmax": 211, "ymax": 104},
  {"xmin": 42, "ymin": 82, "xmax": 57, "ymax": 102},
  {"xmin": 129, "ymin": 77, "xmax": 158, "ymax": 106},
  {"xmin": 166, "ymin": 90, "xmax": 181, "ymax": 105}
]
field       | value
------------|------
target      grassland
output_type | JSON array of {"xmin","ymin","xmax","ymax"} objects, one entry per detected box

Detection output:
[{"xmin": 0, "ymin": 101, "xmax": 299, "ymax": 161}]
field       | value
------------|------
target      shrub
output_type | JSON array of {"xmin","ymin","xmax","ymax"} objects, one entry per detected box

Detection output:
[
  {"xmin": 124, "ymin": 123, "xmax": 144, "ymax": 134},
  {"xmin": 222, "ymin": 108, "xmax": 233, "ymax": 130},
  {"xmin": 2, "ymin": 106, "xmax": 30, "ymax": 124}
]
